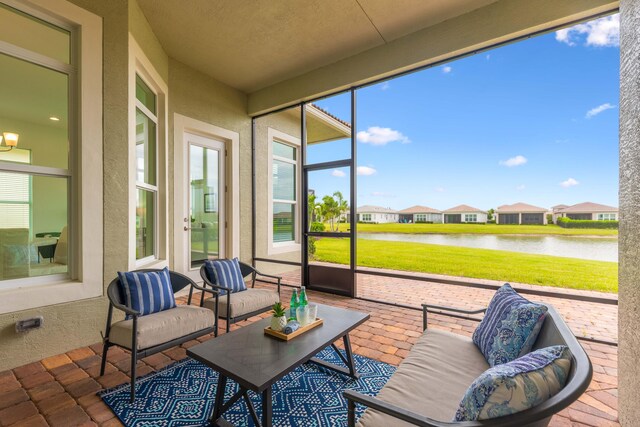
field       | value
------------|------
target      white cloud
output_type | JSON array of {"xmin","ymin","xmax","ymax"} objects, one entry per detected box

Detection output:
[
  {"xmin": 435, "ymin": 187, "xmax": 445, "ymax": 193},
  {"xmin": 381, "ymin": 82, "xmax": 390, "ymax": 91},
  {"xmin": 560, "ymin": 178, "xmax": 579, "ymax": 188},
  {"xmin": 357, "ymin": 126, "xmax": 410, "ymax": 146},
  {"xmin": 586, "ymin": 103, "xmax": 615, "ymax": 119},
  {"xmin": 331, "ymin": 169, "xmax": 346, "ymax": 178},
  {"xmin": 555, "ymin": 14, "xmax": 619, "ymax": 47},
  {"xmin": 357, "ymin": 166, "xmax": 377, "ymax": 176},
  {"xmin": 499, "ymin": 155, "xmax": 528, "ymax": 167},
  {"xmin": 442, "ymin": 66, "xmax": 452, "ymax": 74},
  {"xmin": 485, "ymin": 54, "xmax": 491, "ymax": 60},
  {"xmin": 516, "ymin": 184, "xmax": 526, "ymax": 191}
]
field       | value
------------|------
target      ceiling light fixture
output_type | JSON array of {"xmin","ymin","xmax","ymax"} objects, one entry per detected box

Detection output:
[
  {"xmin": 49, "ymin": 116, "xmax": 60, "ymax": 121},
  {"xmin": 0, "ymin": 132, "xmax": 19, "ymax": 152}
]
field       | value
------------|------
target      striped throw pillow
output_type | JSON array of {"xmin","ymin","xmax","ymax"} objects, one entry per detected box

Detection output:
[
  {"xmin": 117, "ymin": 267, "xmax": 176, "ymax": 316},
  {"xmin": 204, "ymin": 258, "xmax": 246, "ymax": 296}
]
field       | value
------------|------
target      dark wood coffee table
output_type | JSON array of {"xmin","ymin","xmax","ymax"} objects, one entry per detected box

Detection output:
[{"xmin": 187, "ymin": 303, "xmax": 369, "ymax": 427}]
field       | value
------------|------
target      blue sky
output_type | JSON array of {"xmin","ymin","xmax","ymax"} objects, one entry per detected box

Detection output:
[{"xmin": 310, "ymin": 14, "xmax": 620, "ymax": 212}]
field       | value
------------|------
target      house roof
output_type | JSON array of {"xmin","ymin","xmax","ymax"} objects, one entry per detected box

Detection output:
[
  {"xmin": 358, "ymin": 205, "xmax": 398, "ymax": 214},
  {"xmin": 496, "ymin": 202, "xmax": 548, "ymax": 213},
  {"xmin": 398, "ymin": 205, "xmax": 441, "ymax": 214},
  {"xmin": 443, "ymin": 204, "xmax": 486, "ymax": 213},
  {"xmin": 558, "ymin": 202, "xmax": 618, "ymax": 213},
  {"xmin": 552, "ymin": 204, "xmax": 569, "ymax": 212}
]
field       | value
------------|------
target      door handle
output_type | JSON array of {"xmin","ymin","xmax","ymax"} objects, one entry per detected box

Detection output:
[{"xmin": 184, "ymin": 226, "xmax": 191, "ymax": 231}]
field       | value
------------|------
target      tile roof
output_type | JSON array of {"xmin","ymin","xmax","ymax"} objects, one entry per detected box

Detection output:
[
  {"xmin": 398, "ymin": 205, "xmax": 441, "ymax": 214},
  {"xmin": 558, "ymin": 202, "xmax": 618, "ymax": 213},
  {"xmin": 308, "ymin": 103, "xmax": 351, "ymax": 129},
  {"xmin": 496, "ymin": 202, "xmax": 548, "ymax": 213},
  {"xmin": 357, "ymin": 205, "xmax": 398, "ymax": 214},
  {"xmin": 443, "ymin": 204, "xmax": 486, "ymax": 213}
]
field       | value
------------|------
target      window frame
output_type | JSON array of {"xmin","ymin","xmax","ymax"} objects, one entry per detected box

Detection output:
[
  {"xmin": 598, "ymin": 213, "xmax": 616, "ymax": 220},
  {"xmin": 464, "ymin": 213, "xmax": 477, "ymax": 222},
  {"xmin": 0, "ymin": 0, "xmax": 103, "ymax": 314},
  {"xmin": 267, "ymin": 127, "xmax": 301, "ymax": 255},
  {"xmin": 128, "ymin": 35, "xmax": 168, "ymax": 270}
]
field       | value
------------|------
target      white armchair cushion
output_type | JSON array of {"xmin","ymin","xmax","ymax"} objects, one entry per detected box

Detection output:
[
  {"xmin": 109, "ymin": 305, "xmax": 214, "ymax": 350},
  {"xmin": 203, "ymin": 288, "xmax": 279, "ymax": 318}
]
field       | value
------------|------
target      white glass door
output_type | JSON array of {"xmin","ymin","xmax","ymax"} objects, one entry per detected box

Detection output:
[{"xmin": 185, "ymin": 133, "xmax": 225, "ymax": 275}]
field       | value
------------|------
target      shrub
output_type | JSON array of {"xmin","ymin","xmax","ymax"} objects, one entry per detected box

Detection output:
[
  {"xmin": 415, "ymin": 221, "xmax": 434, "ymax": 224},
  {"xmin": 487, "ymin": 220, "xmax": 496, "ymax": 224},
  {"xmin": 308, "ymin": 222, "xmax": 326, "ymax": 255},
  {"xmin": 556, "ymin": 217, "xmax": 618, "ymax": 229},
  {"xmin": 546, "ymin": 214, "xmax": 554, "ymax": 225}
]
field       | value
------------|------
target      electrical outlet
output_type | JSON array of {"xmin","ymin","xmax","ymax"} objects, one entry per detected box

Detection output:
[{"xmin": 15, "ymin": 316, "xmax": 44, "ymax": 333}]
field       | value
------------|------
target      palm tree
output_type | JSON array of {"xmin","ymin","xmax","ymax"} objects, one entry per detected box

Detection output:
[
  {"xmin": 321, "ymin": 195, "xmax": 339, "ymax": 231},
  {"xmin": 333, "ymin": 191, "xmax": 349, "ymax": 231}
]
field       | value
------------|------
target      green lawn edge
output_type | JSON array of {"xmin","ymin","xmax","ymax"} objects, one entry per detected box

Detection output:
[
  {"xmin": 314, "ymin": 238, "xmax": 618, "ymax": 293},
  {"xmin": 333, "ymin": 223, "xmax": 618, "ymax": 237}
]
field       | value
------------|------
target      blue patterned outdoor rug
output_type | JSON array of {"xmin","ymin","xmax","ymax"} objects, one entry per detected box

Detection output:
[{"xmin": 99, "ymin": 347, "xmax": 395, "ymax": 426}]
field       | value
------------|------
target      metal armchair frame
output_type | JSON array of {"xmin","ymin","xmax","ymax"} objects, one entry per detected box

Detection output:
[
  {"xmin": 100, "ymin": 269, "xmax": 217, "ymax": 402},
  {"xmin": 199, "ymin": 260, "xmax": 282, "ymax": 334}
]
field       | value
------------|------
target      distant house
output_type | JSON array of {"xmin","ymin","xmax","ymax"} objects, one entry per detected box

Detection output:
[
  {"xmin": 443, "ymin": 204, "xmax": 487, "ymax": 223},
  {"xmin": 357, "ymin": 205, "xmax": 399, "ymax": 223},
  {"xmin": 555, "ymin": 202, "xmax": 618, "ymax": 221},
  {"xmin": 496, "ymin": 202, "xmax": 549, "ymax": 225},
  {"xmin": 398, "ymin": 205, "xmax": 442, "ymax": 223}
]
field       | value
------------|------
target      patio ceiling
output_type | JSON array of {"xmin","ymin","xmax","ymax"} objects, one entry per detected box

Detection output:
[{"xmin": 136, "ymin": 0, "xmax": 497, "ymax": 93}]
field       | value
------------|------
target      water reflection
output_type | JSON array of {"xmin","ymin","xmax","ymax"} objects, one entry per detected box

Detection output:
[{"xmin": 358, "ymin": 233, "xmax": 618, "ymax": 262}]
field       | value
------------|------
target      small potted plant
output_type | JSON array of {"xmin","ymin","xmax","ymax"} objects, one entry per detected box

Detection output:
[{"xmin": 270, "ymin": 302, "xmax": 287, "ymax": 332}]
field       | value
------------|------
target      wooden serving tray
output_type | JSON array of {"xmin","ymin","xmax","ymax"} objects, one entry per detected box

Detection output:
[{"xmin": 264, "ymin": 318, "xmax": 324, "ymax": 341}]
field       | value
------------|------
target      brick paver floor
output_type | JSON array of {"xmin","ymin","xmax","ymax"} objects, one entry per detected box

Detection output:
[
  {"xmin": 0, "ymin": 285, "xmax": 618, "ymax": 427},
  {"xmin": 277, "ymin": 266, "xmax": 619, "ymax": 344}
]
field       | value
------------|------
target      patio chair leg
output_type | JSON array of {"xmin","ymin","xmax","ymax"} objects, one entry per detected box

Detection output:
[
  {"xmin": 347, "ymin": 398, "xmax": 356, "ymax": 427},
  {"xmin": 226, "ymin": 317, "xmax": 230, "ymax": 333},
  {"xmin": 130, "ymin": 350, "xmax": 137, "ymax": 403},
  {"xmin": 99, "ymin": 342, "xmax": 108, "ymax": 376}
]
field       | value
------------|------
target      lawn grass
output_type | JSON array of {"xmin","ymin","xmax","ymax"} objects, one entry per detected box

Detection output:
[
  {"xmin": 314, "ymin": 238, "xmax": 618, "ymax": 293},
  {"xmin": 334, "ymin": 222, "xmax": 618, "ymax": 237}
]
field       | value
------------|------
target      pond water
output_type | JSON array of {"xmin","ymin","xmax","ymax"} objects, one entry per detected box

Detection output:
[{"xmin": 358, "ymin": 233, "xmax": 618, "ymax": 262}]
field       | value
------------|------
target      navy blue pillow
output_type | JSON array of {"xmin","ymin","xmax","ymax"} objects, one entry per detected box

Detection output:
[
  {"xmin": 204, "ymin": 258, "xmax": 246, "ymax": 296},
  {"xmin": 117, "ymin": 267, "xmax": 176, "ymax": 316},
  {"xmin": 472, "ymin": 284, "xmax": 548, "ymax": 366}
]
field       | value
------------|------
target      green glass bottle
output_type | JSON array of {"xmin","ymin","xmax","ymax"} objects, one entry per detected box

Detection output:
[
  {"xmin": 289, "ymin": 289, "xmax": 299, "ymax": 319},
  {"xmin": 299, "ymin": 286, "xmax": 308, "ymax": 307}
]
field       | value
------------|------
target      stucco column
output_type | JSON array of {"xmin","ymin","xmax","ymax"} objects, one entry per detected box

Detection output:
[{"xmin": 619, "ymin": 1, "xmax": 640, "ymax": 425}]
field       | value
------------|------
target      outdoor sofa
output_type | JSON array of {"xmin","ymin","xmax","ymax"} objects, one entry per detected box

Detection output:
[{"xmin": 345, "ymin": 301, "xmax": 592, "ymax": 427}]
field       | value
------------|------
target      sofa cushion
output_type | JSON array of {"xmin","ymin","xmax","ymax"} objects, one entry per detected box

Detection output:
[
  {"xmin": 455, "ymin": 345, "xmax": 572, "ymax": 421},
  {"xmin": 473, "ymin": 283, "xmax": 547, "ymax": 366},
  {"xmin": 356, "ymin": 329, "xmax": 490, "ymax": 426},
  {"xmin": 203, "ymin": 288, "xmax": 279, "ymax": 319},
  {"xmin": 204, "ymin": 258, "xmax": 246, "ymax": 296},
  {"xmin": 117, "ymin": 267, "xmax": 176, "ymax": 316},
  {"xmin": 109, "ymin": 305, "xmax": 214, "ymax": 350}
]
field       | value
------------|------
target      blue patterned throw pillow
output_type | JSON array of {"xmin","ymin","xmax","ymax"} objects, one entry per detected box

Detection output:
[
  {"xmin": 204, "ymin": 258, "xmax": 246, "ymax": 296},
  {"xmin": 117, "ymin": 267, "xmax": 176, "ymax": 316},
  {"xmin": 473, "ymin": 284, "xmax": 548, "ymax": 366},
  {"xmin": 455, "ymin": 345, "xmax": 572, "ymax": 421}
]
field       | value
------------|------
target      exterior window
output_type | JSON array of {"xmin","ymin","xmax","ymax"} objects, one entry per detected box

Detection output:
[
  {"xmin": 598, "ymin": 213, "xmax": 616, "ymax": 220},
  {"xmin": 0, "ymin": 5, "xmax": 71, "ymax": 284},
  {"xmin": 416, "ymin": 214, "xmax": 427, "ymax": 222},
  {"xmin": 272, "ymin": 140, "xmax": 297, "ymax": 243},
  {"xmin": 464, "ymin": 214, "xmax": 477, "ymax": 222},
  {"xmin": 361, "ymin": 214, "xmax": 372, "ymax": 222},
  {"xmin": 135, "ymin": 75, "xmax": 157, "ymax": 260}
]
